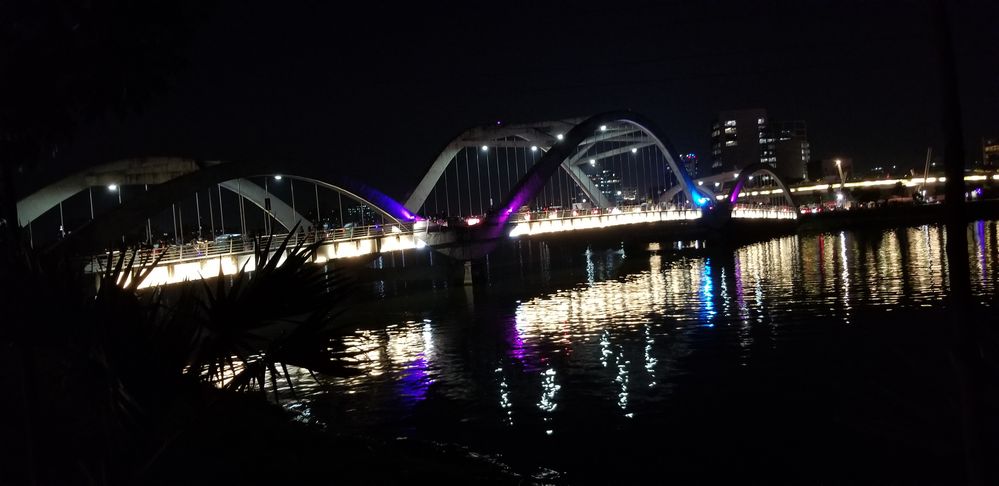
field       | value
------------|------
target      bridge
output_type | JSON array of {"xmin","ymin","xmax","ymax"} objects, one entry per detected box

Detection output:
[{"xmin": 28, "ymin": 109, "xmax": 977, "ymax": 288}]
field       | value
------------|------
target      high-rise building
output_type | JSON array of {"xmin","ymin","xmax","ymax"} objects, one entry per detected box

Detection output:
[
  {"xmin": 591, "ymin": 168, "xmax": 623, "ymax": 204},
  {"xmin": 710, "ymin": 109, "xmax": 770, "ymax": 174},
  {"xmin": 773, "ymin": 121, "xmax": 810, "ymax": 181},
  {"xmin": 710, "ymin": 109, "xmax": 810, "ymax": 180},
  {"xmin": 983, "ymin": 137, "xmax": 999, "ymax": 169},
  {"xmin": 679, "ymin": 153, "xmax": 699, "ymax": 178}
]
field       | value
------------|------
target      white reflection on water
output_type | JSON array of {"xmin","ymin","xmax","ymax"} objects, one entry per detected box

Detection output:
[
  {"xmin": 539, "ymin": 368, "xmax": 561, "ymax": 435},
  {"xmin": 300, "ymin": 222, "xmax": 999, "ymax": 434},
  {"xmin": 840, "ymin": 231, "xmax": 851, "ymax": 324},
  {"xmin": 644, "ymin": 325, "xmax": 657, "ymax": 387},
  {"xmin": 497, "ymin": 364, "xmax": 513, "ymax": 426},
  {"xmin": 615, "ymin": 350, "xmax": 629, "ymax": 412},
  {"xmin": 538, "ymin": 368, "xmax": 560, "ymax": 413}
]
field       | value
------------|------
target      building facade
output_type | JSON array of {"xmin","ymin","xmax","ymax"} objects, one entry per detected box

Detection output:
[
  {"xmin": 710, "ymin": 109, "xmax": 811, "ymax": 180},
  {"xmin": 590, "ymin": 168, "xmax": 623, "ymax": 204},
  {"xmin": 772, "ymin": 121, "xmax": 810, "ymax": 181},
  {"xmin": 710, "ymin": 109, "xmax": 770, "ymax": 174},
  {"xmin": 983, "ymin": 137, "xmax": 999, "ymax": 169}
]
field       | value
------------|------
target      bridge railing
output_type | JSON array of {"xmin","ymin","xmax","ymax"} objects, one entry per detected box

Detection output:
[
  {"xmin": 84, "ymin": 222, "xmax": 420, "ymax": 274},
  {"xmin": 514, "ymin": 203, "xmax": 696, "ymax": 222},
  {"xmin": 730, "ymin": 205, "xmax": 799, "ymax": 220}
]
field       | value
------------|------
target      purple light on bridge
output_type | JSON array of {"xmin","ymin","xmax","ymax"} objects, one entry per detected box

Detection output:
[
  {"xmin": 729, "ymin": 181, "xmax": 745, "ymax": 204},
  {"xmin": 338, "ymin": 175, "xmax": 420, "ymax": 222}
]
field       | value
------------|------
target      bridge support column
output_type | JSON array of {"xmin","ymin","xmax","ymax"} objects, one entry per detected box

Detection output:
[
  {"xmin": 463, "ymin": 261, "xmax": 473, "ymax": 286},
  {"xmin": 446, "ymin": 258, "xmax": 488, "ymax": 287}
]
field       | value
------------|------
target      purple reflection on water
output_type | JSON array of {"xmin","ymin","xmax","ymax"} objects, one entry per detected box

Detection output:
[
  {"xmin": 506, "ymin": 314, "xmax": 527, "ymax": 363},
  {"xmin": 396, "ymin": 323, "xmax": 435, "ymax": 406},
  {"xmin": 397, "ymin": 356, "xmax": 431, "ymax": 405}
]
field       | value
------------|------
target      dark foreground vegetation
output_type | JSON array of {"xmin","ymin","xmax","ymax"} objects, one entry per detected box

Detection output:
[{"xmin": 0, "ymin": 233, "xmax": 521, "ymax": 484}]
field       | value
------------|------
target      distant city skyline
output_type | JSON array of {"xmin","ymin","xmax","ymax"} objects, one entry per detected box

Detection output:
[{"xmin": 17, "ymin": 0, "xmax": 998, "ymax": 200}]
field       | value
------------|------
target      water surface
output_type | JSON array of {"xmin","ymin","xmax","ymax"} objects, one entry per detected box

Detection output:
[{"xmin": 287, "ymin": 222, "xmax": 999, "ymax": 483}]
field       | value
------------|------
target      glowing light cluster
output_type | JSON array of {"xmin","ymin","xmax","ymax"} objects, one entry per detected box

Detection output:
[
  {"xmin": 509, "ymin": 209, "xmax": 702, "ymax": 237},
  {"xmin": 731, "ymin": 208, "xmax": 798, "ymax": 220},
  {"xmin": 784, "ymin": 174, "xmax": 994, "ymax": 194}
]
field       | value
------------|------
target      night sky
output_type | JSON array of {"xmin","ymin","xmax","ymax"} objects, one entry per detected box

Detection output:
[{"xmin": 38, "ymin": 0, "xmax": 999, "ymax": 199}]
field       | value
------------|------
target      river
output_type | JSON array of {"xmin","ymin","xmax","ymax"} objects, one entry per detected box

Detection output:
[{"xmin": 282, "ymin": 221, "xmax": 998, "ymax": 483}]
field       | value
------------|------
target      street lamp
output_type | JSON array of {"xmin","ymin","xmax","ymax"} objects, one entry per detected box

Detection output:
[
  {"xmin": 835, "ymin": 159, "xmax": 846, "ymax": 189},
  {"xmin": 108, "ymin": 184, "xmax": 122, "ymax": 205}
]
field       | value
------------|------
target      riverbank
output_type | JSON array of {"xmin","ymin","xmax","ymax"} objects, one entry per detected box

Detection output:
[
  {"xmin": 797, "ymin": 199, "xmax": 999, "ymax": 232},
  {"xmin": 139, "ymin": 389, "xmax": 528, "ymax": 485}
]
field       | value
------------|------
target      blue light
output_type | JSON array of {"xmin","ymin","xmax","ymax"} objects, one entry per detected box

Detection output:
[
  {"xmin": 701, "ymin": 258, "xmax": 716, "ymax": 323},
  {"xmin": 688, "ymin": 189, "xmax": 710, "ymax": 207}
]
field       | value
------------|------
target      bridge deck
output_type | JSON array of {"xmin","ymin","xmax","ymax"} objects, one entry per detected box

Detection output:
[{"xmin": 87, "ymin": 204, "xmax": 797, "ymax": 289}]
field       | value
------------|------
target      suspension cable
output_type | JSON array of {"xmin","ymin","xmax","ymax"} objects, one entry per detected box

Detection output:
[
  {"xmin": 208, "ymin": 184, "xmax": 216, "ymax": 237},
  {"xmin": 218, "ymin": 183, "xmax": 225, "ymax": 234},
  {"xmin": 485, "ymin": 145, "xmax": 494, "ymax": 210}
]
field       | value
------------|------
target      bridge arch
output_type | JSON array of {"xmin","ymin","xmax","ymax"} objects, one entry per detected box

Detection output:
[
  {"xmin": 48, "ymin": 159, "xmax": 413, "ymax": 256},
  {"xmin": 16, "ymin": 158, "xmax": 311, "ymax": 231},
  {"xmin": 403, "ymin": 118, "xmax": 624, "ymax": 213},
  {"xmin": 727, "ymin": 163, "xmax": 797, "ymax": 209},
  {"xmin": 485, "ymin": 111, "xmax": 705, "ymax": 229}
]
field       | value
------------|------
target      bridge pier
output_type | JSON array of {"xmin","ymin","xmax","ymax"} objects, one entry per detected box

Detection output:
[
  {"xmin": 448, "ymin": 258, "xmax": 489, "ymax": 286},
  {"xmin": 463, "ymin": 261, "xmax": 473, "ymax": 285}
]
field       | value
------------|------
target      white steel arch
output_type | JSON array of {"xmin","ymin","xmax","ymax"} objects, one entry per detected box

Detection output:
[{"xmin": 17, "ymin": 158, "xmax": 311, "ymax": 231}]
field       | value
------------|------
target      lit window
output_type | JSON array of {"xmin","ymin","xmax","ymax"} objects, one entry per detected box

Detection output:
[
  {"xmin": 724, "ymin": 120, "xmax": 736, "ymax": 127},
  {"xmin": 725, "ymin": 140, "xmax": 737, "ymax": 147},
  {"xmin": 757, "ymin": 118, "xmax": 765, "ymax": 124}
]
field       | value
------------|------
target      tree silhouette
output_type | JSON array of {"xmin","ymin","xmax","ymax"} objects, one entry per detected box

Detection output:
[{"xmin": 0, "ymin": 0, "xmax": 213, "ymax": 249}]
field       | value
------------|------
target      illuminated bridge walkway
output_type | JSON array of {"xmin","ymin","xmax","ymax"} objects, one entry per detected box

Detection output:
[
  {"xmin": 88, "ymin": 222, "xmax": 425, "ymax": 289},
  {"xmin": 87, "ymin": 204, "xmax": 796, "ymax": 288}
]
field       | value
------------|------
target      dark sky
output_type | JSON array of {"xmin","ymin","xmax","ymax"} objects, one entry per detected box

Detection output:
[{"xmin": 44, "ymin": 0, "xmax": 999, "ymax": 199}]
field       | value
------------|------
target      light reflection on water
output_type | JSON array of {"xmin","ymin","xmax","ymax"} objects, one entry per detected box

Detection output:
[{"xmin": 293, "ymin": 221, "xmax": 999, "ymax": 475}]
